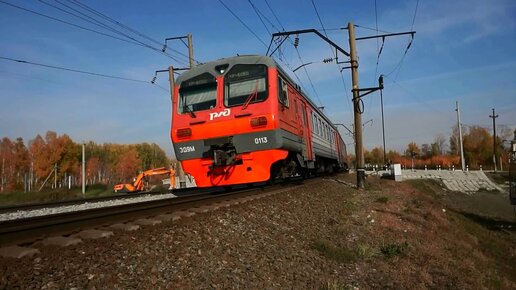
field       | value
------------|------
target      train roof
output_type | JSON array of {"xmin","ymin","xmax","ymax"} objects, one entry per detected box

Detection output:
[{"xmin": 175, "ymin": 55, "xmax": 339, "ymax": 132}]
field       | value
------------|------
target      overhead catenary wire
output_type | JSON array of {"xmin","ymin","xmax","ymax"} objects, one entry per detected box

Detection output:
[
  {"xmin": 354, "ymin": 24, "xmax": 392, "ymax": 34},
  {"xmin": 264, "ymin": 0, "xmax": 284, "ymax": 30},
  {"xmin": 261, "ymin": 0, "xmax": 323, "ymax": 106},
  {"xmin": 0, "ymin": 56, "xmax": 150, "ymax": 83},
  {"xmin": 36, "ymin": 0, "xmax": 186, "ymax": 65},
  {"xmin": 373, "ymin": 0, "xmax": 380, "ymax": 81},
  {"xmin": 66, "ymin": 0, "xmax": 199, "ymax": 64},
  {"xmin": 247, "ymin": 0, "xmax": 271, "ymax": 36},
  {"xmin": 310, "ymin": 0, "xmax": 328, "ymax": 38},
  {"xmin": 309, "ymin": 0, "xmax": 353, "ymax": 115},
  {"xmin": 385, "ymin": 0, "xmax": 419, "ymax": 80},
  {"xmin": 0, "ymin": 1, "xmax": 139, "ymax": 46},
  {"xmin": 247, "ymin": 0, "xmax": 298, "ymax": 82},
  {"xmin": 217, "ymin": 0, "xmax": 268, "ymax": 48},
  {"xmin": 294, "ymin": 47, "xmax": 324, "ymax": 107},
  {"xmin": 221, "ymin": 0, "xmax": 311, "ymax": 98},
  {"xmin": 0, "ymin": 0, "xmax": 185, "ymax": 64}
]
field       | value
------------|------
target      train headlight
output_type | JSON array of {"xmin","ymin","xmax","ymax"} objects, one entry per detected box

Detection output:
[
  {"xmin": 177, "ymin": 128, "xmax": 192, "ymax": 138},
  {"xmin": 250, "ymin": 116, "xmax": 267, "ymax": 128}
]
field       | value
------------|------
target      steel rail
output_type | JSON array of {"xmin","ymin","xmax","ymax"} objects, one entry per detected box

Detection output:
[
  {"xmin": 0, "ymin": 184, "xmax": 282, "ymax": 245},
  {"xmin": 0, "ymin": 187, "xmax": 216, "ymax": 214}
]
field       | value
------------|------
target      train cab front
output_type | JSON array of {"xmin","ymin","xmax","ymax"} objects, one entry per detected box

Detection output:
[{"xmin": 171, "ymin": 56, "xmax": 288, "ymax": 187}]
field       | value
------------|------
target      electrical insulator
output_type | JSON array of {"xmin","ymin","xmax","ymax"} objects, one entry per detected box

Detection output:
[
  {"xmin": 151, "ymin": 76, "xmax": 157, "ymax": 84},
  {"xmin": 294, "ymin": 36, "xmax": 299, "ymax": 48},
  {"xmin": 323, "ymin": 58, "xmax": 333, "ymax": 63}
]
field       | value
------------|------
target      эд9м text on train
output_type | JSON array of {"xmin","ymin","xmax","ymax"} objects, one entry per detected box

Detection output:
[{"xmin": 171, "ymin": 55, "xmax": 348, "ymax": 188}]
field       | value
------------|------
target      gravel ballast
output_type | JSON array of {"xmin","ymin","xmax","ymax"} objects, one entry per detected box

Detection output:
[
  {"xmin": 1, "ymin": 174, "xmax": 515, "ymax": 289},
  {"xmin": 0, "ymin": 194, "xmax": 177, "ymax": 222}
]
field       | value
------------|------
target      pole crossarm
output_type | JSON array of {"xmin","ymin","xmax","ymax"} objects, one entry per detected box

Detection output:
[
  {"xmin": 267, "ymin": 29, "xmax": 350, "ymax": 57},
  {"xmin": 355, "ymin": 31, "xmax": 416, "ymax": 41},
  {"xmin": 352, "ymin": 75, "xmax": 384, "ymax": 99},
  {"xmin": 163, "ymin": 34, "xmax": 196, "ymax": 68},
  {"xmin": 152, "ymin": 67, "xmax": 189, "ymax": 83},
  {"xmin": 334, "ymin": 123, "xmax": 354, "ymax": 136},
  {"xmin": 353, "ymin": 86, "xmax": 381, "ymax": 98}
]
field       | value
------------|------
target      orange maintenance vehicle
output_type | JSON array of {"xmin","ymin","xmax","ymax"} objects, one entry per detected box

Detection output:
[{"xmin": 113, "ymin": 167, "xmax": 176, "ymax": 193}]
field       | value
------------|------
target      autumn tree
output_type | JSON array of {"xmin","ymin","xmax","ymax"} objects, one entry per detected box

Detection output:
[
  {"xmin": 386, "ymin": 150, "xmax": 401, "ymax": 163},
  {"xmin": 115, "ymin": 148, "xmax": 141, "ymax": 182},
  {"xmin": 86, "ymin": 157, "xmax": 100, "ymax": 184},
  {"xmin": 28, "ymin": 134, "xmax": 46, "ymax": 181},
  {"xmin": 463, "ymin": 126, "xmax": 492, "ymax": 168},
  {"xmin": 1, "ymin": 131, "xmax": 172, "ymax": 191},
  {"xmin": 405, "ymin": 142, "xmax": 420, "ymax": 157},
  {"xmin": 135, "ymin": 143, "xmax": 169, "ymax": 170},
  {"xmin": 432, "ymin": 134, "xmax": 446, "ymax": 156},
  {"xmin": 0, "ymin": 138, "xmax": 14, "ymax": 191}
]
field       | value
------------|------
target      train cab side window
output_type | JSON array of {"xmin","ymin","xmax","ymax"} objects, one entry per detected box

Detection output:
[{"xmin": 278, "ymin": 77, "xmax": 289, "ymax": 107}]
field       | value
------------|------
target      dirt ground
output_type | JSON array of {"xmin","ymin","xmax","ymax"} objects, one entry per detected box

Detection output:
[{"xmin": 0, "ymin": 173, "xmax": 515, "ymax": 289}]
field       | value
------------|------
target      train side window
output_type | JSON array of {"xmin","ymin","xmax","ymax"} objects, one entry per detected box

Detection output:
[
  {"xmin": 314, "ymin": 114, "xmax": 318, "ymax": 134},
  {"xmin": 278, "ymin": 77, "xmax": 289, "ymax": 107},
  {"xmin": 312, "ymin": 114, "xmax": 316, "ymax": 132}
]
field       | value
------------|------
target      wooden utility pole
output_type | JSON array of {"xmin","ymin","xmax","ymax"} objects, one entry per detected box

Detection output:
[
  {"xmin": 380, "ymin": 88, "xmax": 386, "ymax": 164},
  {"xmin": 348, "ymin": 22, "xmax": 365, "ymax": 189},
  {"xmin": 54, "ymin": 163, "xmax": 57, "ymax": 189},
  {"xmin": 490, "ymin": 108, "xmax": 498, "ymax": 171},
  {"xmin": 168, "ymin": 66, "xmax": 175, "ymax": 95},
  {"xmin": 1, "ymin": 157, "xmax": 4, "ymax": 192},
  {"xmin": 82, "ymin": 143, "xmax": 85, "ymax": 194},
  {"xmin": 164, "ymin": 35, "xmax": 195, "ymax": 69},
  {"xmin": 187, "ymin": 34, "xmax": 194, "ymax": 69},
  {"xmin": 456, "ymin": 101, "xmax": 466, "ymax": 171}
]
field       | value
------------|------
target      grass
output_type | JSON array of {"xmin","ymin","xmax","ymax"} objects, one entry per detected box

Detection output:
[
  {"xmin": 455, "ymin": 212, "xmax": 516, "ymax": 287},
  {"xmin": 380, "ymin": 241, "xmax": 408, "ymax": 258},
  {"xmin": 406, "ymin": 179, "xmax": 442, "ymax": 198},
  {"xmin": 320, "ymin": 281, "xmax": 349, "ymax": 290},
  {"xmin": 376, "ymin": 196, "xmax": 389, "ymax": 204},
  {"xmin": 313, "ymin": 240, "xmax": 376, "ymax": 263},
  {"xmin": 313, "ymin": 240, "xmax": 358, "ymax": 263},
  {"xmin": 0, "ymin": 184, "xmax": 115, "ymax": 206},
  {"xmin": 342, "ymin": 201, "xmax": 357, "ymax": 214}
]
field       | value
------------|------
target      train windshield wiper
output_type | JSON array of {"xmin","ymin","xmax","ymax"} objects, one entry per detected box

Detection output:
[
  {"xmin": 183, "ymin": 105, "xmax": 197, "ymax": 118},
  {"xmin": 242, "ymin": 81, "xmax": 259, "ymax": 110}
]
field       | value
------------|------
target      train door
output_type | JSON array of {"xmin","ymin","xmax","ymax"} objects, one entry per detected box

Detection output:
[
  {"xmin": 294, "ymin": 99, "xmax": 313, "ymax": 162},
  {"xmin": 301, "ymin": 103, "xmax": 314, "ymax": 162}
]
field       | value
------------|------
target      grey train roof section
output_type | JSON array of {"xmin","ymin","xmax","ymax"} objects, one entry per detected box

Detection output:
[{"xmin": 174, "ymin": 55, "xmax": 339, "ymax": 131}]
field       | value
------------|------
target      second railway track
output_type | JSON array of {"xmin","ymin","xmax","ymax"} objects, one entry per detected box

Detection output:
[{"xmin": 0, "ymin": 180, "xmax": 308, "ymax": 247}]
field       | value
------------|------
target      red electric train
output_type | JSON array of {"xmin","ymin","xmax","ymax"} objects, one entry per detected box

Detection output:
[{"xmin": 171, "ymin": 55, "xmax": 347, "ymax": 187}]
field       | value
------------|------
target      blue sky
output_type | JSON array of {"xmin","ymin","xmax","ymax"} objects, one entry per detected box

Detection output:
[{"xmin": 0, "ymin": 0, "xmax": 515, "ymax": 157}]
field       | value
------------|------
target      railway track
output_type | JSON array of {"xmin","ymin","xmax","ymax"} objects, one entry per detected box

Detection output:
[
  {"xmin": 0, "ymin": 186, "xmax": 219, "ymax": 215},
  {"xmin": 0, "ymin": 181, "xmax": 301, "ymax": 247}
]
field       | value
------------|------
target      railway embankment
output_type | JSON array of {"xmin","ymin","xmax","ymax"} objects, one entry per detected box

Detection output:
[{"xmin": 0, "ymin": 174, "xmax": 514, "ymax": 289}]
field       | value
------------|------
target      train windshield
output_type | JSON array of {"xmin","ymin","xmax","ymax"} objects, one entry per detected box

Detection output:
[
  {"xmin": 178, "ymin": 73, "xmax": 217, "ymax": 114},
  {"xmin": 224, "ymin": 64, "xmax": 267, "ymax": 107}
]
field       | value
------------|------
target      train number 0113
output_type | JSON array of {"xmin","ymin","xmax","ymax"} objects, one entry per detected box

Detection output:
[{"xmin": 254, "ymin": 137, "xmax": 268, "ymax": 144}]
